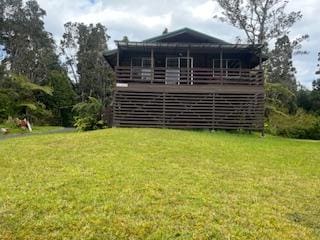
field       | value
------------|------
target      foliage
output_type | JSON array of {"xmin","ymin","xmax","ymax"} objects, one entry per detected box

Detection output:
[
  {"xmin": 265, "ymin": 82, "xmax": 296, "ymax": 117},
  {"xmin": 0, "ymin": 74, "xmax": 53, "ymax": 123},
  {"xmin": 60, "ymin": 22, "xmax": 115, "ymax": 104},
  {"xmin": 316, "ymin": 52, "xmax": 320, "ymax": 75},
  {"xmin": 265, "ymin": 35, "xmax": 299, "ymax": 92},
  {"xmin": 0, "ymin": 0, "xmax": 61, "ymax": 84},
  {"xmin": 297, "ymin": 80, "xmax": 320, "ymax": 115},
  {"xmin": 40, "ymin": 70, "xmax": 77, "ymax": 126},
  {"xmin": 72, "ymin": 97, "xmax": 104, "ymax": 131},
  {"xmin": 214, "ymin": 0, "xmax": 304, "ymax": 46},
  {"xmin": 266, "ymin": 109, "xmax": 320, "ymax": 140},
  {"xmin": 0, "ymin": 128, "xmax": 319, "ymax": 239}
]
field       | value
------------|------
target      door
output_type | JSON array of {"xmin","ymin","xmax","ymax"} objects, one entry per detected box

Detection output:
[
  {"xmin": 141, "ymin": 58, "xmax": 152, "ymax": 82},
  {"xmin": 165, "ymin": 57, "xmax": 180, "ymax": 84}
]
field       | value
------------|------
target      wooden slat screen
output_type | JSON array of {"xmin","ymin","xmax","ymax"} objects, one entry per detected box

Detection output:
[{"xmin": 113, "ymin": 91, "xmax": 264, "ymax": 130}]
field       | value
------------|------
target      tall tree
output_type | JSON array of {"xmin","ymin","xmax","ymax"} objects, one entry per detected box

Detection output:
[
  {"xmin": 1, "ymin": 0, "xmax": 60, "ymax": 84},
  {"xmin": 214, "ymin": 0, "xmax": 308, "ymax": 116},
  {"xmin": 214, "ymin": 0, "xmax": 303, "ymax": 47},
  {"xmin": 60, "ymin": 22, "xmax": 114, "ymax": 104},
  {"xmin": 266, "ymin": 35, "xmax": 299, "ymax": 92},
  {"xmin": 316, "ymin": 52, "xmax": 320, "ymax": 76},
  {"xmin": 39, "ymin": 71, "xmax": 76, "ymax": 126}
]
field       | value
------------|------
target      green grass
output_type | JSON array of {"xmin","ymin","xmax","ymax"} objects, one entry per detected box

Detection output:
[
  {"xmin": 0, "ymin": 128, "xmax": 319, "ymax": 239},
  {"xmin": 0, "ymin": 124, "xmax": 63, "ymax": 135}
]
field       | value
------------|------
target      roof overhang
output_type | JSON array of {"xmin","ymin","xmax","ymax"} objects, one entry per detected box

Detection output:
[
  {"xmin": 104, "ymin": 41, "xmax": 266, "ymax": 68},
  {"xmin": 115, "ymin": 41, "xmax": 263, "ymax": 51}
]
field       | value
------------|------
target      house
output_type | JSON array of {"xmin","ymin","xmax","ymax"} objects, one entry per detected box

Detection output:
[{"xmin": 104, "ymin": 28, "xmax": 265, "ymax": 131}]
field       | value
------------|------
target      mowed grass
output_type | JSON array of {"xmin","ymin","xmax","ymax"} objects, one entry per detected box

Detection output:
[
  {"xmin": 0, "ymin": 124, "xmax": 63, "ymax": 135},
  {"xmin": 0, "ymin": 128, "xmax": 319, "ymax": 239}
]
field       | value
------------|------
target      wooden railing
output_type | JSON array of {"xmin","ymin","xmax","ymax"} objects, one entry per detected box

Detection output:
[{"xmin": 116, "ymin": 66, "xmax": 264, "ymax": 86}]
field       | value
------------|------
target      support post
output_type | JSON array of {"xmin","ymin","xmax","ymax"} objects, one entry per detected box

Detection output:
[
  {"xmin": 162, "ymin": 92, "xmax": 166, "ymax": 128},
  {"xmin": 259, "ymin": 46, "xmax": 265, "ymax": 137},
  {"xmin": 151, "ymin": 48, "xmax": 154, "ymax": 84},
  {"xmin": 116, "ymin": 50, "xmax": 120, "ymax": 82},
  {"xmin": 116, "ymin": 50, "xmax": 120, "ymax": 67},
  {"xmin": 187, "ymin": 48, "xmax": 190, "ymax": 85},
  {"xmin": 220, "ymin": 47, "xmax": 223, "ymax": 85}
]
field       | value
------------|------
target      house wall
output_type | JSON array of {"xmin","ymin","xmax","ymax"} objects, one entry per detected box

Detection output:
[{"xmin": 119, "ymin": 50, "xmax": 257, "ymax": 69}]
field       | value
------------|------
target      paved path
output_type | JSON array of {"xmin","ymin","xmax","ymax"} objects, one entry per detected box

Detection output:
[{"xmin": 0, "ymin": 128, "xmax": 76, "ymax": 141}]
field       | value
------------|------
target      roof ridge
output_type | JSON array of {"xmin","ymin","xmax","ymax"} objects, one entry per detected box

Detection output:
[{"xmin": 142, "ymin": 27, "xmax": 229, "ymax": 44}]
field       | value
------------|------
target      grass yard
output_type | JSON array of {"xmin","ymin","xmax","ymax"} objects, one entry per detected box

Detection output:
[
  {"xmin": 0, "ymin": 124, "xmax": 63, "ymax": 135},
  {"xmin": 0, "ymin": 128, "xmax": 319, "ymax": 239}
]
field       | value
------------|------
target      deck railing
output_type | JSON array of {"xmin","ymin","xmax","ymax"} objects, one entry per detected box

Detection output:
[{"xmin": 116, "ymin": 66, "xmax": 264, "ymax": 86}]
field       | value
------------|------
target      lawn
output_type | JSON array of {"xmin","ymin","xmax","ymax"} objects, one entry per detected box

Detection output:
[
  {"xmin": 0, "ymin": 128, "xmax": 319, "ymax": 239},
  {"xmin": 0, "ymin": 124, "xmax": 63, "ymax": 135}
]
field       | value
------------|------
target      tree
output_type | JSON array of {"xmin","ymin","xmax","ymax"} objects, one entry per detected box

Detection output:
[
  {"xmin": 214, "ymin": 0, "xmax": 309, "ymax": 117},
  {"xmin": 60, "ymin": 22, "xmax": 114, "ymax": 104},
  {"xmin": 310, "ymin": 81, "xmax": 320, "ymax": 115},
  {"xmin": 0, "ymin": 0, "xmax": 61, "ymax": 84},
  {"xmin": 0, "ymin": 73, "xmax": 53, "ymax": 122},
  {"xmin": 316, "ymin": 52, "xmax": 320, "ymax": 76},
  {"xmin": 60, "ymin": 22, "xmax": 79, "ymax": 83},
  {"xmin": 266, "ymin": 35, "xmax": 297, "ymax": 92},
  {"xmin": 214, "ymin": 0, "xmax": 303, "ymax": 47},
  {"xmin": 39, "ymin": 71, "xmax": 77, "ymax": 126},
  {"xmin": 72, "ymin": 97, "xmax": 104, "ymax": 131},
  {"xmin": 297, "ymin": 85, "xmax": 312, "ymax": 112},
  {"xmin": 122, "ymin": 36, "xmax": 129, "ymax": 43}
]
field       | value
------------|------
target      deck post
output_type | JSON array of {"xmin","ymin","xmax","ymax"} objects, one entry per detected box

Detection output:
[
  {"xmin": 220, "ymin": 47, "xmax": 223, "ymax": 85},
  {"xmin": 259, "ymin": 46, "xmax": 265, "ymax": 137},
  {"xmin": 187, "ymin": 48, "xmax": 190, "ymax": 84},
  {"xmin": 116, "ymin": 50, "xmax": 120, "ymax": 67},
  {"xmin": 151, "ymin": 48, "xmax": 154, "ymax": 84}
]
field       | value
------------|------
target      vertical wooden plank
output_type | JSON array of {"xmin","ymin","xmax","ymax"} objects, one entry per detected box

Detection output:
[
  {"xmin": 116, "ymin": 50, "xmax": 120, "ymax": 67},
  {"xmin": 151, "ymin": 48, "xmax": 154, "ymax": 84},
  {"xmin": 259, "ymin": 46, "xmax": 265, "ymax": 135},
  {"xmin": 212, "ymin": 93, "xmax": 215, "ymax": 130},
  {"xmin": 220, "ymin": 47, "xmax": 223, "ymax": 85},
  {"xmin": 187, "ymin": 48, "xmax": 190, "ymax": 85},
  {"xmin": 162, "ymin": 92, "xmax": 166, "ymax": 128}
]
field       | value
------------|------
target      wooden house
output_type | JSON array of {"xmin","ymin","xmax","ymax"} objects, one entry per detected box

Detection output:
[{"xmin": 104, "ymin": 28, "xmax": 265, "ymax": 131}]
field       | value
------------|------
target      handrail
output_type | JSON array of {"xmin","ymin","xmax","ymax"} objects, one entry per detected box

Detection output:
[{"xmin": 115, "ymin": 66, "xmax": 263, "ymax": 86}]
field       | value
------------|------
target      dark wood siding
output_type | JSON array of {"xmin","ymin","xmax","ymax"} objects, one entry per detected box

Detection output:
[{"xmin": 113, "ymin": 85, "xmax": 264, "ymax": 130}]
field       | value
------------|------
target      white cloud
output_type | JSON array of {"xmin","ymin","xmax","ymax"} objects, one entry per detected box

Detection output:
[
  {"xmin": 36, "ymin": 0, "xmax": 320, "ymax": 88},
  {"xmin": 189, "ymin": 1, "xmax": 219, "ymax": 21}
]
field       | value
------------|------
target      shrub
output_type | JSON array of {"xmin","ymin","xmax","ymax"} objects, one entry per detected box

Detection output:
[
  {"xmin": 266, "ymin": 109, "xmax": 320, "ymax": 140},
  {"xmin": 72, "ymin": 97, "xmax": 105, "ymax": 131}
]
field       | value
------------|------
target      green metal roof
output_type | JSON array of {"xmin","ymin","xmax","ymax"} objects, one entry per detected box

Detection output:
[{"xmin": 143, "ymin": 27, "xmax": 229, "ymax": 44}]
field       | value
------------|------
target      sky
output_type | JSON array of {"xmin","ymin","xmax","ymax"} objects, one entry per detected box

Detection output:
[{"xmin": 37, "ymin": 0, "xmax": 320, "ymax": 88}]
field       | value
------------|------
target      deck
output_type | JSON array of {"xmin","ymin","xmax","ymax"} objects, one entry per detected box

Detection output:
[{"xmin": 116, "ymin": 67, "xmax": 264, "ymax": 86}]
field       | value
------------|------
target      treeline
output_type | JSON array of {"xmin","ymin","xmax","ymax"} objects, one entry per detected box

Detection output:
[{"xmin": 0, "ymin": 0, "xmax": 114, "ymax": 128}]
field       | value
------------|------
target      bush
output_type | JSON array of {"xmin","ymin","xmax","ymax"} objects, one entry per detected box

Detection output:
[
  {"xmin": 266, "ymin": 109, "xmax": 320, "ymax": 140},
  {"xmin": 73, "ymin": 97, "xmax": 105, "ymax": 131}
]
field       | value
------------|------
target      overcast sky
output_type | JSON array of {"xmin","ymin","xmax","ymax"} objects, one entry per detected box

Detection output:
[{"xmin": 37, "ymin": 0, "xmax": 319, "ymax": 88}]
